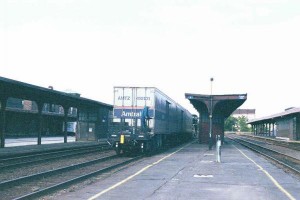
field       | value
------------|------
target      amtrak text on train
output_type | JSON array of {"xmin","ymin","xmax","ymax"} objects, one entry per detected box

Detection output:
[{"xmin": 121, "ymin": 111, "xmax": 142, "ymax": 117}]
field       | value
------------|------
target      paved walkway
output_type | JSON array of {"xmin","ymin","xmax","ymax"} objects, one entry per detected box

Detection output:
[
  {"xmin": 55, "ymin": 140, "xmax": 300, "ymax": 200},
  {"xmin": 5, "ymin": 136, "xmax": 76, "ymax": 147},
  {"xmin": 0, "ymin": 138, "xmax": 107, "ymax": 157}
]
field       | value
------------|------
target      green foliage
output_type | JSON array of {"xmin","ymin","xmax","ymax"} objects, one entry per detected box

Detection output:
[
  {"xmin": 237, "ymin": 116, "xmax": 251, "ymax": 132},
  {"xmin": 224, "ymin": 115, "xmax": 251, "ymax": 132},
  {"xmin": 224, "ymin": 116, "xmax": 238, "ymax": 131}
]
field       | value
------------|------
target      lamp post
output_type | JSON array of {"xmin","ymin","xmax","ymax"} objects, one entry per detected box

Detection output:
[{"xmin": 209, "ymin": 77, "xmax": 213, "ymax": 150}]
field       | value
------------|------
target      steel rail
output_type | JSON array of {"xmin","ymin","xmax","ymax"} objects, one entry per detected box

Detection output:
[
  {"xmin": 0, "ymin": 148, "xmax": 112, "ymax": 170},
  {"xmin": 0, "ymin": 154, "xmax": 118, "ymax": 189},
  {"xmin": 14, "ymin": 155, "xmax": 141, "ymax": 200},
  {"xmin": 227, "ymin": 135, "xmax": 300, "ymax": 175}
]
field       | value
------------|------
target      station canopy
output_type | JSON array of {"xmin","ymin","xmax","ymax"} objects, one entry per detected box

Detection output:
[
  {"xmin": 185, "ymin": 93, "xmax": 247, "ymax": 118},
  {"xmin": 248, "ymin": 107, "xmax": 300, "ymax": 125}
]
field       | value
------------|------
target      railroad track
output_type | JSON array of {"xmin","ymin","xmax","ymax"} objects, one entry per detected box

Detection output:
[
  {"xmin": 0, "ymin": 144, "xmax": 110, "ymax": 169},
  {"xmin": 0, "ymin": 153, "xmax": 142, "ymax": 200},
  {"xmin": 235, "ymin": 133, "xmax": 300, "ymax": 151},
  {"xmin": 227, "ymin": 135, "xmax": 300, "ymax": 175}
]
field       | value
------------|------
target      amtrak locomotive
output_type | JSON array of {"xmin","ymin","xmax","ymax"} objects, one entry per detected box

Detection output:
[{"xmin": 108, "ymin": 87, "xmax": 193, "ymax": 155}]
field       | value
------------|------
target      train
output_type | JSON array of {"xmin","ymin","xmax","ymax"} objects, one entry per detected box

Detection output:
[{"xmin": 107, "ymin": 87, "xmax": 194, "ymax": 155}]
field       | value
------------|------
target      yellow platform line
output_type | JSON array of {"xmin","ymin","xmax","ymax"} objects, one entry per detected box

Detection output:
[
  {"xmin": 88, "ymin": 142, "xmax": 191, "ymax": 200},
  {"xmin": 234, "ymin": 145, "xmax": 296, "ymax": 200}
]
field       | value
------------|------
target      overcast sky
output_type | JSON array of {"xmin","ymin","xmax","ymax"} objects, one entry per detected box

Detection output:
[{"xmin": 1, "ymin": 0, "xmax": 300, "ymax": 118}]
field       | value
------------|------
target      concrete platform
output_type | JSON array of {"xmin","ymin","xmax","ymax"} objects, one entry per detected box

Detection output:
[
  {"xmin": 0, "ymin": 138, "xmax": 108, "ymax": 157},
  {"xmin": 52, "ymin": 140, "xmax": 300, "ymax": 200},
  {"xmin": 5, "ymin": 136, "xmax": 76, "ymax": 147}
]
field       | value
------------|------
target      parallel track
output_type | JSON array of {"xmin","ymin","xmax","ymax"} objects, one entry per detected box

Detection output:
[
  {"xmin": 227, "ymin": 135, "xmax": 300, "ymax": 175},
  {"xmin": 237, "ymin": 134, "xmax": 300, "ymax": 151},
  {"xmin": 0, "ymin": 154, "xmax": 141, "ymax": 200},
  {"xmin": 0, "ymin": 144, "xmax": 110, "ymax": 169}
]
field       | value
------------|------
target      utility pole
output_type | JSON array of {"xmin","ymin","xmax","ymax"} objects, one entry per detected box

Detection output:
[{"xmin": 209, "ymin": 77, "xmax": 213, "ymax": 150}]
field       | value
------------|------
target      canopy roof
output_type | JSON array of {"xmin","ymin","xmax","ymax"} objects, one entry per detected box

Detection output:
[
  {"xmin": 185, "ymin": 93, "xmax": 247, "ymax": 118},
  {"xmin": 248, "ymin": 107, "xmax": 300, "ymax": 124}
]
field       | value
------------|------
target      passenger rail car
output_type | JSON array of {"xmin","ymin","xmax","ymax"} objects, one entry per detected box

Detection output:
[{"xmin": 108, "ymin": 87, "xmax": 193, "ymax": 154}]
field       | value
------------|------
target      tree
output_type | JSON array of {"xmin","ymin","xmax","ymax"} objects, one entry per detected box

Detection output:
[
  {"xmin": 224, "ymin": 115, "xmax": 251, "ymax": 132},
  {"xmin": 224, "ymin": 116, "xmax": 238, "ymax": 131},
  {"xmin": 237, "ymin": 116, "xmax": 251, "ymax": 132}
]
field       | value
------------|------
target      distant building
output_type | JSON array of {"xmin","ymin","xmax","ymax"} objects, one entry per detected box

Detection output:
[
  {"xmin": 22, "ymin": 100, "xmax": 34, "ymax": 111},
  {"xmin": 248, "ymin": 107, "xmax": 300, "ymax": 140},
  {"xmin": 232, "ymin": 109, "xmax": 256, "ymax": 120}
]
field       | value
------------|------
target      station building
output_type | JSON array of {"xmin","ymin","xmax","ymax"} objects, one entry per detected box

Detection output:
[
  {"xmin": 248, "ymin": 107, "xmax": 300, "ymax": 141},
  {"xmin": 232, "ymin": 109, "xmax": 256, "ymax": 120},
  {"xmin": 0, "ymin": 76, "xmax": 113, "ymax": 147}
]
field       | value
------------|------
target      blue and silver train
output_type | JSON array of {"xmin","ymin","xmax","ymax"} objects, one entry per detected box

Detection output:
[{"xmin": 108, "ymin": 87, "xmax": 193, "ymax": 154}]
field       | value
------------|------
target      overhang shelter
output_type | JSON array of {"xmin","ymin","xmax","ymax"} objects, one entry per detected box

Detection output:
[
  {"xmin": 248, "ymin": 107, "xmax": 300, "ymax": 140},
  {"xmin": 185, "ymin": 93, "xmax": 247, "ymax": 144},
  {"xmin": 0, "ymin": 76, "xmax": 112, "ymax": 148}
]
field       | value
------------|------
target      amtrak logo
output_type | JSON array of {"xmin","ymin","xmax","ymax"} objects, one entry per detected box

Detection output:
[
  {"xmin": 121, "ymin": 111, "xmax": 141, "ymax": 117},
  {"xmin": 114, "ymin": 108, "xmax": 153, "ymax": 119}
]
